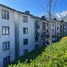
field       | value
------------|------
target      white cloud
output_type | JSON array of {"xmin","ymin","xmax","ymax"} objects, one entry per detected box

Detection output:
[{"xmin": 56, "ymin": 11, "xmax": 67, "ymax": 19}]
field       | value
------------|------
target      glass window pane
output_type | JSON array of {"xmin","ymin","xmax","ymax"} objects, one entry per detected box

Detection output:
[
  {"xmin": 2, "ymin": 27, "xmax": 5, "ymax": 35},
  {"xmin": 23, "ymin": 16, "xmax": 28, "ymax": 23},
  {"xmin": 6, "ymin": 27, "xmax": 9, "ymax": 34}
]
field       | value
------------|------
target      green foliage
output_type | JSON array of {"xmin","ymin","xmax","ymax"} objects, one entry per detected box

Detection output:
[{"xmin": 8, "ymin": 37, "xmax": 67, "ymax": 67}]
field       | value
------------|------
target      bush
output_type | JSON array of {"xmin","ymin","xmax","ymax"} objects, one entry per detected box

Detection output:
[{"xmin": 8, "ymin": 37, "xmax": 67, "ymax": 67}]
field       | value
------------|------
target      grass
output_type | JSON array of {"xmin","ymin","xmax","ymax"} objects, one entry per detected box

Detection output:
[{"xmin": 8, "ymin": 36, "xmax": 67, "ymax": 67}]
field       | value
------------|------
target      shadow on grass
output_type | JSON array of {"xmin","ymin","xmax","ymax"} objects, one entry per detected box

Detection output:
[{"xmin": 10, "ymin": 45, "xmax": 47, "ymax": 65}]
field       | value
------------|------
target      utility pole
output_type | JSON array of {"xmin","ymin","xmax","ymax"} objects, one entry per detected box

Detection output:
[{"xmin": 48, "ymin": 0, "xmax": 52, "ymax": 45}]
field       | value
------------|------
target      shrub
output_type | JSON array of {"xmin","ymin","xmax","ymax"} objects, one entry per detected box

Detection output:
[{"xmin": 8, "ymin": 37, "xmax": 67, "ymax": 67}]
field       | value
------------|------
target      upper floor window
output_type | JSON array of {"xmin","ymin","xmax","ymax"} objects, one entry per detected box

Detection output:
[
  {"xmin": 57, "ymin": 32, "xmax": 59, "ymax": 35},
  {"xmin": 35, "ymin": 36, "xmax": 38, "ymax": 41},
  {"xmin": 2, "ymin": 26, "xmax": 9, "ymax": 35},
  {"xmin": 47, "ymin": 29, "xmax": 48, "ymax": 33},
  {"xmin": 52, "ymin": 23, "xmax": 54, "ymax": 27},
  {"xmin": 23, "ymin": 16, "xmax": 28, "ymax": 23},
  {"xmin": 57, "ymin": 22, "xmax": 59, "ymax": 25},
  {"xmin": 35, "ymin": 20, "xmax": 40, "ymax": 29},
  {"xmin": 57, "ymin": 27, "xmax": 59, "ymax": 30},
  {"xmin": 52, "ymin": 29, "xmax": 54, "ymax": 32},
  {"xmin": 3, "ymin": 41, "xmax": 10, "ymax": 51},
  {"xmin": 47, "ymin": 23, "xmax": 48, "ymax": 26},
  {"xmin": 23, "ymin": 27, "xmax": 28, "ymax": 34},
  {"xmin": 23, "ymin": 38, "xmax": 28, "ymax": 45},
  {"xmin": 42, "ymin": 22, "xmax": 45, "ymax": 29},
  {"xmin": 2, "ymin": 10, "xmax": 9, "ymax": 20}
]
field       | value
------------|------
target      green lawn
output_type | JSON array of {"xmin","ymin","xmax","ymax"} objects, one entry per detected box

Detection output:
[{"xmin": 8, "ymin": 37, "xmax": 67, "ymax": 67}]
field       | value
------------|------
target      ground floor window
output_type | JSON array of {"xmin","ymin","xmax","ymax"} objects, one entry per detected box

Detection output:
[
  {"xmin": 35, "ymin": 44, "xmax": 39, "ymax": 49},
  {"xmin": 3, "ymin": 56, "xmax": 10, "ymax": 65},
  {"xmin": 24, "ymin": 49, "xmax": 28, "ymax": 55},
  {"xmin": 46, "ymin": 41, "xmax": 50, "ymax": 45},
  {"xmin": 43, "ymin": 41, "xmax": 45, "ymax": 45}
]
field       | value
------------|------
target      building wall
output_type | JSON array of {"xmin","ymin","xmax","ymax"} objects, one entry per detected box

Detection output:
[
  {"xmin": 0, "ymin": 6, "xmax": 15, "ymax": 67},
  {"xmin": 63, "ymin": 22, "xmax": 67, "ymax": 36},
  {"xmin": 14, "ymin": 11, "xmax": 19, "ymax": 58},
  {"xmin": 19, "ymin": 14, "xmax": 35, "ymax": 56}
]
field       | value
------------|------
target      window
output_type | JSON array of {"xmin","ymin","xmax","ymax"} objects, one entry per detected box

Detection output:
[
  {"xmin": 23, "ymin": 16, "xmax": 28, "ymax": 23},
  {"xmin": 35, "ymin": 44, "xmax": 39, "ymax": 49},
  {"xmin": 46, "ymin": 41, "xmax": 50, "ymax": 45},
  {"xmin": 52, "ymin": 29, "xmax": 54, "ymax": 32},
  {"xmin": 57, "ymin": 22, "xmax": 59, "ymax": 25},
  {"xmin": 57, "ymin": 27, "xmax": 59, "ymax": 30},
  {"xmin": 24, "ymin": 49, "xmax": 28, "ymax": 55},
  {"xmin": 52, "ymin": 23, "xmax": 54, "ymax": 27},
  {"xmin": 42, "ymin": 22, "xmax": 45, "ymax": 29},
  {"xmin": 23, "ymin": 28, "xmax": 28, "ymax": 34},
  {"xmin": 3, "ymin": 56, "xmax": 10, "ymax": 65},
  {"xmin": 35, "ymin": 20, "xmax": 40, "ymax": 29},
  {"xmin": 3, "ymin": 41, "xmax": 10, "ymax": 51},
  {"xmin": 35, "ymin": 36, "xmax": 38, "ymax": 41},
  {"xmin": 47, "ymin": 23, "xmax": 48, "ymax": 26},
  {"xmin": 47, "ymin": 29, "xmax": 48, "ymax": 32},
  {"xmin": 2, "ymin": 26, "xmax": 9, "ymax": 35},
  {"xmin": 57, "ymin": 32, "xmax": 59, "ymax": 35},
  {"xmin": 23, "ymin": 39, "xmax": 28, "ymax": 45},
  {"xmin": 2, "ymin": 10, "xmax": 9, "ymax": 20}
]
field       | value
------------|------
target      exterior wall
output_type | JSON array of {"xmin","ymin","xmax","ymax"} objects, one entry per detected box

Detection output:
[
  {"xmin": 43, "ymin": 20, "xmax": 61, "ymax": 44},
  {"xmin": 51, "ymin": 20, "xmax": 60, "ymax": 42},
  {"xmin": 44, "ymin": 21, "xmax": 49, "ymax": 44},
  {"xmin": 40, "ymin": 21, "xmax": 45, "ymax": 45},
  {"xmin": 19, "ymin": 14, "xmax": 35, "ymax": 56},
  {"xmin": 41, "ymin": 21, "xmax": 47, "ymax": 45},
  {"xmin": 34, "ymin": 19, "xmax": 42, "ymax": 48},
  {"xmin": 60, "ymin": 21, "xmax": 64, "ymax": 37},
  {"xmin": 63, "ymin": 22, "xmax": 67, "ymax": 36},
  {"xmin": 0, "ymin": 6, "xmax": 15, "ymax": 67},
  {"xmin": 14, "ymin": 12, "xmax": 19, "ymax": 58}
]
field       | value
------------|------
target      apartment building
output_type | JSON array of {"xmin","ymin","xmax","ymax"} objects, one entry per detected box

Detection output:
[
  {"xmin": 0, "ymin": 4, "xmax": 15, "ymax": 67},
  {"xmin": 0, "ymin": 4, "xmax": 67, "ymax": 67}
]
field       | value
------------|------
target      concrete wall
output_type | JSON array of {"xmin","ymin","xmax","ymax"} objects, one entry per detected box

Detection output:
[
  {"xmin": 18, "ymin": 14, "xmax": 35, "ymax": 56},
  {"xmin": 0, "ymin": 6, "xmax": 15, "ymax": 67}
]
